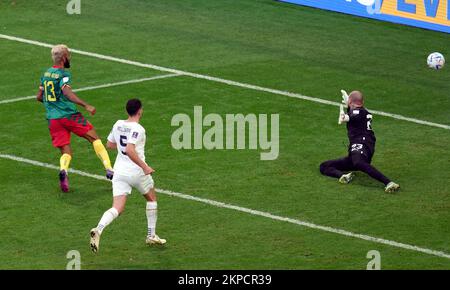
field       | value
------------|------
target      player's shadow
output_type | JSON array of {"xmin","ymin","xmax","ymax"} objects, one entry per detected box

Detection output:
[
  {"xmin": 350, "ymin": 172, "xmax": 399, "ymax": 194},
  {"xmin": 56, "ymin": 176, "xmax": 111, "ymax": 206}
]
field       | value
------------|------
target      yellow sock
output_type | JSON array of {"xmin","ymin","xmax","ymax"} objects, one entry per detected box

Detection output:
[
  {"xmin": 93, "ymin": 139, "xmax": 112, "ymax": 170},
  {"xmin": 60, "ymin": 153, "xmax": 72, "ymax": 171}
]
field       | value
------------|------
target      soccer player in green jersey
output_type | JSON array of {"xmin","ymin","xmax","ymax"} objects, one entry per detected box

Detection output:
[{"xmin": 36, "ymin": 44, "xmax": 114, "ymax": 192}]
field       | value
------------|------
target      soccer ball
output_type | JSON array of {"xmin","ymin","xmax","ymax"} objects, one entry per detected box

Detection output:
[{"xmin": 427, "ymin": 52, "xmax": 445, "ymax": 70}]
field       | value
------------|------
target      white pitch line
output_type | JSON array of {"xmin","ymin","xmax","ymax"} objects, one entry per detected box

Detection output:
[
  {"xmin": 1, "ymin": 33, "xmax": 448, "ymax": 130},
  {"xmin": 0, "ymin": 74, "xmax": 180, "ymax": 105},
  {"xmin": 0, "ymin": 95, "xmax": 36, "ymax": 104},
  {"xmin": 0, "ymin": 153, "xmax": 449, "ymax": 261}
]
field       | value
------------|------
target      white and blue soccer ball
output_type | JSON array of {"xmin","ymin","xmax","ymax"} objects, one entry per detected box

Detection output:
[{"xmin": 427, "ymin": 52, "xmax": 445, "ymax": 70}]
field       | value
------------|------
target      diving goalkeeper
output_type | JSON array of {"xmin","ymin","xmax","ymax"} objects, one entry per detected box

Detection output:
[{"xmin": 319, "ymin": 90, "xmax": 400, "ymax": 193}]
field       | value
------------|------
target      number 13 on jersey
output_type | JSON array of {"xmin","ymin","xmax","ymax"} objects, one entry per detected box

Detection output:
[{"xmin": 44, "ymin": 81, "xmax": 57, "ymax": 102}]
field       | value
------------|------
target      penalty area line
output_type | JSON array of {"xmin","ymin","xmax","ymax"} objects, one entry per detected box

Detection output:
[
  {"xmin": 0, "ymin": 73, "xmax": 180, "ymax": 105},
  {"xmin": 0, "ymin": 152, "xmax": 449, "ymax": 261}
]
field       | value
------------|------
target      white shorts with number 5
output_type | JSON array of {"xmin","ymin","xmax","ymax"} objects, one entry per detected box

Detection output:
[{"xmin": 112, "ymin": 173, "xmax": 154, "ymax": 197}]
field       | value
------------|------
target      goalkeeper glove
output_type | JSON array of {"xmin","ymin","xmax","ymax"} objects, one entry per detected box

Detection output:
[
  {"xmin": 338, "ymin": 104, "xmax": 349, "ymax": 125},
  {"xmin": 341, "ymin": 89, "xmax": 349, "ymax": 108}
]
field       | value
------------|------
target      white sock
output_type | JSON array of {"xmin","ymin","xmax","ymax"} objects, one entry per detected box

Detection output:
[
  {"xmin": 146, "ymin": 201, "xmax": 157, "ymax": 238},
  {"xmin": 97, "ymin": 207, "xmax": 119, "ymax": 235}
]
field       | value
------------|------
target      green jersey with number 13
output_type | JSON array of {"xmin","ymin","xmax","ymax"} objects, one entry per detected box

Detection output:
[{"xmin": 40, "ymin": 66, "xmax": 78, "ymax": 119}]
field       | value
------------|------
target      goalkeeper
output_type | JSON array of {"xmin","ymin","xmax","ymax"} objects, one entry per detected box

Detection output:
[{"xmin": 319, "ymin": 90, "xmax": 400, "ymax": 193}]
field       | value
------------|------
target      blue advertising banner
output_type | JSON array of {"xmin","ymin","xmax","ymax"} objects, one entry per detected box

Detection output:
[{"xmin": 279, "ymin": 0, "xmax": 450, "ymax": 33}]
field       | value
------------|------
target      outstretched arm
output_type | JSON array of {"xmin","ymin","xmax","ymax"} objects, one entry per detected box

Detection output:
[
  {"xmin": 341, "ymin": 89, "xmax": 349, "ymax": 108},
  {"xmin": 338, "ymin": 104, "xmax": 350, "ymax": 125},
  {"xmin": 338, "ymin": 89, "xmax": 350, "ymax": 124},
  {"xmin": 62, "ymin": 86, "xmax": 96, "ymax": 115}
]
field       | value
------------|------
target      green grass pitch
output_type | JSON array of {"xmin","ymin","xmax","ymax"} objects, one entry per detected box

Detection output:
[{"xmin": 0, "ymin": 0, "xmax": 449, "ymax": 269}]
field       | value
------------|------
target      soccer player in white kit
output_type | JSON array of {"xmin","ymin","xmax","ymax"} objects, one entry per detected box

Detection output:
[{"xmin": 90, "ymin": 99, "xmax": 166, "ymax": 253}]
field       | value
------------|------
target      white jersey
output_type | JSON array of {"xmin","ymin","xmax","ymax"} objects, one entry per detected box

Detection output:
[{"xmin": 107, "ymin": 120, "xmax": 147, "ymax": 176}]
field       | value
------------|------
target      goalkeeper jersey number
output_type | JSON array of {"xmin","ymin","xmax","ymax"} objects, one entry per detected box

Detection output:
[{"xmin": 346, "ymin": 107, "xmax": 376, "ymax": 146}]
